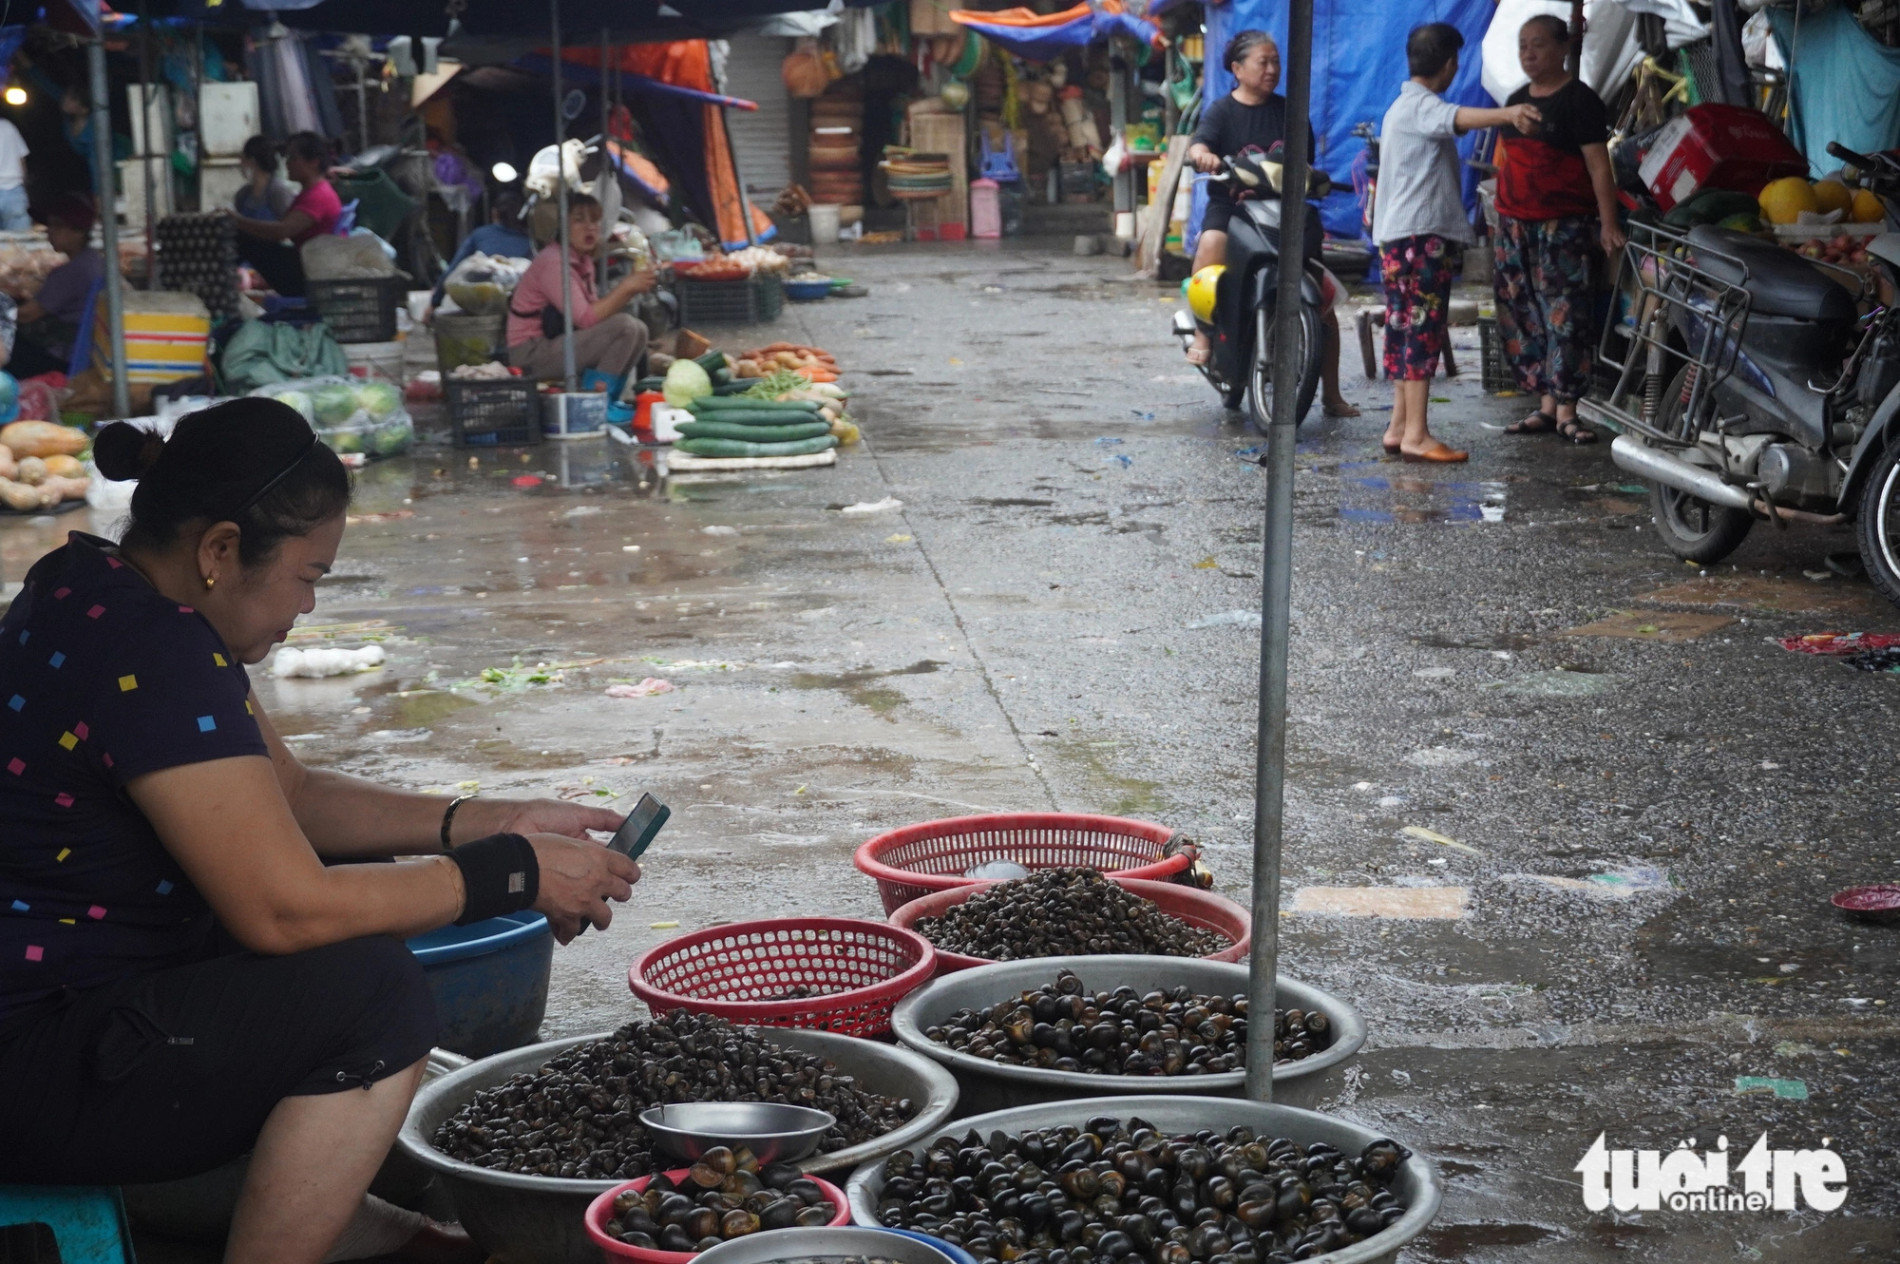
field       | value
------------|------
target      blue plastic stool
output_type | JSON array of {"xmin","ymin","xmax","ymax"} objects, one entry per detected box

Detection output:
[{"xmin": 0, "ymin": 1185, "xmax": 137, "ymax": 1263}]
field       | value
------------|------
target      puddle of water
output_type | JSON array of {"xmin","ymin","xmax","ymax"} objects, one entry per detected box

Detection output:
[
  {"xmin": 1335, "ymin": 464, "xmax": 1507, "ymax": 525},
  {"xmin": 388, "ymin": 690, "xmax": 484, "ymax": 726},
  {"xmin": 786, "ymin": 660, "xmax": 943, "ymax": 716},
  {"xmin": 1419, "ymin": 1222, "xmax": 1560, "ymax": 1254}
]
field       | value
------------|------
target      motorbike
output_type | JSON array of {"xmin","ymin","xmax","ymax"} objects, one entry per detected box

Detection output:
[
  {"xmin": 1172, "ymin": 151, "xmax": 1330, "ymax": 432},
  {"xmin": 1583, "ymin": 141, "xmax": 1900, "ymax": 606}
]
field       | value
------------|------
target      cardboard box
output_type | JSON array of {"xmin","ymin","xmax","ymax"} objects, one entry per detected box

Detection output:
[{"xmin": 1639, "ymin": 104, "xmax": 1808, "ymax": 212}]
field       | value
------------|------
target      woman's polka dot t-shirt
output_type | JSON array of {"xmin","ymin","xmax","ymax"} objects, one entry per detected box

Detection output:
[{"xmin": 0, "ymin": 534, "xmax": 267, "ymax": 1020}]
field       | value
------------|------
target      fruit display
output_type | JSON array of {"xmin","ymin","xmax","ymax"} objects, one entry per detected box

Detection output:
[
  {"xmin": 0, "ymin": 439, "xmax": 88, "ymax": 511},
  {"xmin": 911, "ymin": 870, "xmax": 1226, "ymax": 963},
  {"xmin": 923, "ymin": 971, "xmax": 1330, "ymax": 1076},
  {"xmin": 600, "ymin": 1154, "xmax": 841, "ymax": 1252},
  {"xmin": 1758, "ymin": 176, "xmax": 1821, "ymax": 226},
  {"xmin": 869, "ymin": 1117, "xmax": 1413, "ymax": 1264},
  {"xmin": 430, "ymin": 1012, "xmax": 918, "ymax": 1180}
]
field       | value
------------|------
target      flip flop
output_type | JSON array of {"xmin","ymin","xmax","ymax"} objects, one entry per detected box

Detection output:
[
  {"xmin": 1186, "ymin": 345, "xmax": 1211, "ymax": 367},
  {"xmin": 1505, "ymin": 410, "xmax": 1557, "ymax": 435},
  {"xmin": 1557, "ymin": 418, "xmax": 1599, "ymax": 445}
]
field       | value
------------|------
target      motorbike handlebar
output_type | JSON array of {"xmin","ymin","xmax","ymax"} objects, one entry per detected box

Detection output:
[{"xmin": 1828, "ymin": 140, "xmax": 1878, "ymax": 168}]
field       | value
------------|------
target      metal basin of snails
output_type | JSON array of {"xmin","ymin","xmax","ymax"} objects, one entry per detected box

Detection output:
[
  {"xmin": 890, "ymin": 957, "xmax": 1363, "ymax": 1113},
  {"xmin": 397, "ymin": 1017, "xmax": 959, "ymax": 1264},
  {"xmin": 845, "ymin": 1099, "xmax": 1442, "ymax": 1264}
]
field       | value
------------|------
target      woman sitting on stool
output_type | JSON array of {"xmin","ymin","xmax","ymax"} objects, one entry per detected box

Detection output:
[
  {"xmin": 506, "ymin": 194, "xmax": 655, "ymax": 395},
  {"xmin": 225, "ymin": 132, "xmax": 342, "ymax": 298}
]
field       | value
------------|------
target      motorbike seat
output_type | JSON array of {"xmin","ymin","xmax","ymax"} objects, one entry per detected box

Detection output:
[{"xmin": 1686, "ymin": 226, "xmax": 1856, "ymax": 322}]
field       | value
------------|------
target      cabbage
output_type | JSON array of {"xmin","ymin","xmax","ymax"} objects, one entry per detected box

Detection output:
[
  {"xmin": 663, "ymin": 359, "xmax": 713, "ymax": 407},
  {"xmin": 355, "ymin": 380, "xmax": 402, "ymax": 421},
  {"xmin": 370, "ymin": 417, "xmax": 414, "ymax": 456},
  {"xmin": 271, "ymin": 390, "xmax": 315, "ymax": 422},
  {"xmin": 311, "ymin": 383, "xmax": 362, "ymax": 427}
]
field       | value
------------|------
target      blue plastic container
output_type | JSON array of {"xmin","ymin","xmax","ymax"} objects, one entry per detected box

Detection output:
[
  {"xmin": 880, "ymin": 1229, "xmax": 979, "ymax": 1264},
  {"xmin": 406, "ymin": 911, "xmax": 553, "ymax": 1058}
]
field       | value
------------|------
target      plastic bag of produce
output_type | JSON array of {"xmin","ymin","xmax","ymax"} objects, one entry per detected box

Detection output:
[{"xmin": 354, "ymin": 379, "xmax": 403, "ymax": 421}]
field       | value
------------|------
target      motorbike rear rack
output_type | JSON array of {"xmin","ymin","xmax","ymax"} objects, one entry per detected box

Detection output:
[{"xmin": 1586, "ymin": 220, "xmax": 1754, "ymax": 446}]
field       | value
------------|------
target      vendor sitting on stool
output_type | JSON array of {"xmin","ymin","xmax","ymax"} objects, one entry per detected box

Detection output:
[
  {"xmin": 225, "ymin": 132, "xmax": 341, "ymax": 298},
  {"xmin": 0, "ymin": 398, "xmax": 640, "ymax": 1264},
  {"xmin": 4, "ymin": 193, "xmax": 105, "ymax": 379},
  {"xmin": 507, "ymin": 193, "xmax": 655, "ymax": 394}
]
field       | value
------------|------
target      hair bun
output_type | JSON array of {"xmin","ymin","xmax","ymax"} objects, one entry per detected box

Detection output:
[{"xmin": 92, "ymin": 422, "xmax": 167, "ymax": 482}]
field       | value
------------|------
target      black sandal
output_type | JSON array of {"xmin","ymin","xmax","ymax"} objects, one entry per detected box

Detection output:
[
  {"xmin": 1557, "ymin": 418, "xmax": 1598, "ymax": 445},
  {"xmin": 1505, "ymin": 410, "xmax": 1557, "ymax": 435}
]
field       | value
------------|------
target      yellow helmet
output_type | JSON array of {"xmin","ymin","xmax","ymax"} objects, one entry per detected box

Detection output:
[{"xmin": 1187, "ymin": 265, "xmax": 1224, "ymax": 323}]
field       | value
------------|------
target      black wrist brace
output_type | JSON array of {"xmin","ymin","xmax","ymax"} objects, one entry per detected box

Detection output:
[{"xmin": 449, "ymin": 832, "xmax": 538, "ymax": 925}]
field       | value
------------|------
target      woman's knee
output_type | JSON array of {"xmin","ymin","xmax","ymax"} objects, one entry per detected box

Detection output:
[{"xmin": 292, "ymin": 937, "xmax": 437, "ymax": 1081}]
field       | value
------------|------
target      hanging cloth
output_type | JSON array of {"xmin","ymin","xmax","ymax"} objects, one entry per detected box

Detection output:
[{"xmin": 1769, "ymin": 4, "xmax": 1900, "ymax": 176}]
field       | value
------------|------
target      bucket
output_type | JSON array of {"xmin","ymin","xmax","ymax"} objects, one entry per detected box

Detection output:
[
  {"xmin": 970, "ymin": 179, "xmax": 1000, "ymax": 239},
  {"xmin": 435, "ymin": 312, "xmax": 507, "ymax": 376},
  {"xmin": 344, "ymin": 339, "xmax": 406, "ymax": 386},
  {"xmin": 808, "ymin": 203, "xmax": 842, "ymax": 244},
  {"xmin": 407, "ymin": 911, "xmax": 554, "ymax": 1058},
  {"xmin": 543, "ymin": 391, "xmax": 610, "ymax": 440}
]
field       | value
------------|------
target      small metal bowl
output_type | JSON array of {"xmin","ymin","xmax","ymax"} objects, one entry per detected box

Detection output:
[
  {"xmin": 1831, "ymin": 884, "xmax": 1900, "ymax": 924},
  {"xmin": 639, "ymin": 1102, "xmax": 836, "ymax": 1164}
]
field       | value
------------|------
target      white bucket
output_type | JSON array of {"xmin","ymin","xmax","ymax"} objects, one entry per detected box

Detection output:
[
  {"xmin": 344, "ymin": 340, "xmax": 406, "ymax": 386},
  {"xmin": 808, "ymin": 204, "xmax": 842, "ymax": 244},
  {"xmin": 541, "ymin": 392, "xmax": 609, "ymax": 440}
]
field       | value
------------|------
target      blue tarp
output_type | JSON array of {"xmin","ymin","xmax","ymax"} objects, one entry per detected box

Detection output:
[
  {"xmin": 1770, "ymin": 5, "xmax": 1900, "ymax": 178},
  {"xmin": 950, "ymin": 7, "xmax": 1161, "ymax": 62},
  {"xmin": 1196, "ymin": 0, "xmax": 1497, "ymax": 245}
]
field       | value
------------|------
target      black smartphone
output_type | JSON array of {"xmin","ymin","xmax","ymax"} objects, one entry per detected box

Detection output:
[{"xmin": 607, "ymin": 793, "xmax": 670, "ymax": 862}]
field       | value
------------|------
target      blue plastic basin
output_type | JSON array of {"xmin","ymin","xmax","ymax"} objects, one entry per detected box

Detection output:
[{"xmin": 406, "ymin": 911, "xmax": 553, "ymax": 1058}]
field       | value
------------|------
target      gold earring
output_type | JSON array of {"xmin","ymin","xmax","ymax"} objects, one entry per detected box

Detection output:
[{"xmin": 204, "ymin": 576, "xmax": 216, "ymax": 591}]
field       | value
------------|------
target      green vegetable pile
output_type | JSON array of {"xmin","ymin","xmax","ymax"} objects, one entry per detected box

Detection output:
[{"xmin": 675, "ymin": 396, "xmax": 839, "ymax": 459}]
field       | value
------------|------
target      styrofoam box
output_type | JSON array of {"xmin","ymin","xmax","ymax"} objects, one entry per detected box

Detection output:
[
  {"xmin": 127, "ymin": 84, "xmax": 172, "ymax": 157},
  {"xmin": 200, "ymin": 83, "xmax": 261, "ymax": 158},
  {"xmin": 120, "ymin": 158, "xmax": 174, "ymax": 230},
  {"xmin": 200, "ymin": 158, "xmax": 246, "ymax": 215}
]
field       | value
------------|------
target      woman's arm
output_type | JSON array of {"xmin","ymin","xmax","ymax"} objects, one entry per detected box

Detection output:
[
  {"xmin": 131, "ymin": 752, "xmax": 643, "ymax": 951},
  {"xmin": 229, "ymin": 208, "xmax": 313, "ymax": 242},
  {"xmin": 1581, "ymin": 143, "xmax": 1626, "ymax": 253},
  {"xmin": 588, "ymin": 269, "xmax": 657, "ymax": 324},
  {"xmin": 253, "ymin": 692, "xmax": 625, "ymax": 857}
]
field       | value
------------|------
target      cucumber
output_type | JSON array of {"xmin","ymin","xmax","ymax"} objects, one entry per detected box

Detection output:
[
  {"xmin": 691, "ymin": 396, "xmax": 821, "ymax": 413},
  {"xmin": 681, "ymin": 409, "xmax": 823, "ymax": 427},
  {"xmin": 632, "ymin": 376, "xmax": 667, "ymax": 394},
  {"xmin": 675, "ymin": 435, "xmax": 840, "ymax": 458},
  {"xmin": 693, "ymin": 350, "xmax": 731, "ymax": 374},
  {"xmin": 676, "ymin": 420, "xmax": 834, "ymax": 442},
  {"xmin": 713, "ymin": 381, "xmax": 755, "ymax": 395}
]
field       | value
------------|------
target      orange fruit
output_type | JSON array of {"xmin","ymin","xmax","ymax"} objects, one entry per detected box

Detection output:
[
  {"xmin": 1811, "ymin": 179, "xmax": 1852, "ymax": 215},
  {"xmin": 1759, "ymin": 176, "xmax": 1820, "ymax": 225},
  {"xmin": 1851, "ymin": 187, "xmax": 1887, "ymax": 224}
]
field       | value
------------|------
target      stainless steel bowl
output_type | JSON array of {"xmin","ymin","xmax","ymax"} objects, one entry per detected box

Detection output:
[
  {"xmin": 395, "ymin": 1026, "xmax": 959, "ymax": 1264},
  {"xmin": 695, "ymin": 1227, "xmax": 958, "ymax": 1264},
  {"xmin": 640, "ymin": 1102, "xmax": 836, "ymax": 1164},
  {"xmin": 846, "ymin": 1097, "xmax": 1442, "ymax": 1264},
  {"xmin": 889, "ymin": 955, "xmax": 1364, "ymax": 1112}
]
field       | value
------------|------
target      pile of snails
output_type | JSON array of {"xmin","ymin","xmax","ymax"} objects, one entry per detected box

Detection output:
[
  {"xmin": 602, "ymin": 1146, "xmax": 838, "ymax": 1251},
  {"xmin": 913, "ymin": 869, "xmax": 1226, "ymax": 961}
]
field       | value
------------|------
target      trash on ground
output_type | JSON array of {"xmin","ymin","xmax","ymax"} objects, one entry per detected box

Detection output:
[
  {"xmin": 1830, "ymin": 883, "xmax": 1900, "ymax": 923},
  {"xmin": 1097, "ymin": 436, "xmax": 1125, "ymax": 445},
  {"xmin": 839, "ymin": 496, "xmax": 903, "ymax": 514},
  {"xmin": 1776, "ymin": 632, "xmax": 1900, "ymax": 656},
  {"xmin": 1193, "ymin": 556, "xmax": 1220, "ymax": 569},
  {"xmin": 702, "ymin": 524, "xmax": 739, "ymax": 536},
  {"xmin": 606, "ymin": 678, "xmax": 677, "ymax": 698},
  {"xmin": 1400, "ymin": 825, "xmax": 1481, "ymax": 855},
  {"xmin": 1289, "ymin": 886, "xmax": 1469, "ymax": 919},
  {"xmin": 1109, "ymin": 454, "xmax": 1133, "ymax": 468},
  {"xmin": 272, "ymin": 645, "xmax": 385, "ymax": 678},
  {"xmin": 650, "ymin": 921, "xmax": 680, "ymax": 929},
  {"xmin": 885, "ymin": 533, "xmax": 913, "ymax": 543},
  {"xmin": 1560, "ymin": 610, "xmax": 1734, "ymax": 642},
  {"xmin": 1188, "ymin": 609, "xmax": 1262, "ymax": 629},
  {"xmin": 1734, "ymin": 1076, "xmax": 1809, "ymax": 1100},
  {"xmin": 1515, "ymin": 865, "xmax": 1675, "ymax": 899},
  {"xmin": 965, "ymin": 860, "xmax": 1032, "ymax": 880},
  {"xmin": 476, "ymin": 660, "xmax": 565, "ymax": 689}
]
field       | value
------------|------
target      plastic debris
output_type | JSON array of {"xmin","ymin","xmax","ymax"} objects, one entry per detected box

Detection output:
[
  {"xmin": 1516, "ymin": 865, "xmax": 1675, "ymax": 899},
  {"xmin": 1193, "ymin": 556, "xmax": 1220, "ymax": 569},
  {"xmin": 1097, "ymin": 436, "xmax": 1126, "ymax": 445},
  {"xmin": 562, "ymin": 505, "xmax": 603, "ymax": 518},
  {"xmin": 885, "ymin": 533, "xmax": 913, "ymax": 543},
  {"xmin": 839, "ymin": 497, "xmax": 903, "ymax": 515},
  {"xmin": 1188, "ymin": 610, "xmax": 1262, "ymax": 629},
  {"xmin": 272, "ymin": 644, "xmax": 385, "ymax": 678},
  {"xmin": 1109, "ymin": 454, "xmax": 1133, "ymax": 468},
  {"xmin": 1400, "ymin": 825, "xmax": 1481, "ymax": 855},
  {"xmin": 605, "ymin": 678, "xmax": 676, "ymax": 698},
  {"xmin": 702, "ymin": 525, "xmax": 739, "ymax": 536},
  {"xmin": 966, "ymin": 860, "xmax": 1032, "ymax": 880},
  {"xmin": 1777, "ymin": 632, "xmax": 1900, "ymax": 656},
  {"xmin": 650, "ymin": 921, "xmax": 681, "ymax": 929},
  {"xmin": 1734, "ymin": 1076, "xmax": 1809, "ymax": 1100},
  {"xmin": 511, "ymin": 475, "xmax": 542, "ymax": 487}
]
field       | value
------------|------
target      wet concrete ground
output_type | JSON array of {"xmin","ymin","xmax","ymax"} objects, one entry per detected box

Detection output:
[{"xmin": 13, "ymin": 239, "xmax": 1899, "ymax": 1260}]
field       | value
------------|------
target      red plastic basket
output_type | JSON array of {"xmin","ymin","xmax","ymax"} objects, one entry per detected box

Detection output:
[
  {"xmin": 585, "ymin": 1169, "xmax": 849, "ymax": 1263},
  {"xmin": 628, "ymin": 917, "xmax": 936, "ymax": 1038},
  {"xmin": 854, "ymin": 813, "xmax": 1192, "ymax": 915},
  {"xmin": 888, "ymin": 876, "xmax": 1251, "ymax": 975}
]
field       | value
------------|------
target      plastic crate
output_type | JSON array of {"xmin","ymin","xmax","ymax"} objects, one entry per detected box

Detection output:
[
  {"xmin": 854, "ymin": 813, "xmax": 1191, "ymax": 914},
  {"xmin": 676, "ymin": 274, "xmax": 784, "ymax": 325},
  {"xmin": 445, "ymin": 377, "xmax": 542, "ymax": 447},
  {"xmin": 888, "ymin": 876, "xmax": 1252, "ymax": 976},
  {"xmin": 1478, "ymin": 315, "xmax": 1513, "ymax": 394},
  {"xmin": 629, "ymin": 917, "xmax": 936, "ymax": 1039},
  {"xmin": 307, "ymin": 275, "xmax": 405, "ymax": 344}
]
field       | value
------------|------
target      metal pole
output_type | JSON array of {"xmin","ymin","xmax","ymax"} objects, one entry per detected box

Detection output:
[
  {"xmin": 723, "ymin": 106, "xmax": 758, "ymax": 248},
  {"xmin": 599, "ymin": 27, "xmax": 610, "ymax": 292},
  {"xmin": 138, "ymin": 3, "xmax": 157, "ymax": 279},
  {"xmin": 552, "ymin": 0, "xmax": 576, "ymax": 393},
  {"xmin": 88, "ymin": 37, "xmax": 130, "ymax": 419},
  {"xmin": 1243, "ymin": 0, "xmax": 1314, "ymax": 1104},
  {"xmin": 1110, "ymin": 52, "xmax": 1132, "ymax": 220}
]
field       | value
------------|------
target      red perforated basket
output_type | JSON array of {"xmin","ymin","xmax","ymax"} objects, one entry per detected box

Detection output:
[
  {"xmin": 628, "ymin": 917, "xmax": 937, "ymax": 1039},
  {"xmin": 888, "ymin": 876, "xmax": 1251, "ymax": 975},
  {"xmin": 854, "ymin": 813, "xmax": 1192, "ymax": 915},
  {"xmin": 585, "ymin": 1170, "xmax": 849, "ymax": 1263}
]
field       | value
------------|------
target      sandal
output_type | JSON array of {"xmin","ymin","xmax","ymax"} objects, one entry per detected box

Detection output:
[
  {"xmin": 1557, "ymin": 418, "xmax": 1598, "ymax": 445},
  {"xmin": 1505, "ymin": 410, "xmax": 1557, "ymax": 435}
]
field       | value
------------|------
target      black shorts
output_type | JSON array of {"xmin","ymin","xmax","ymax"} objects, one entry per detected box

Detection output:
[
  {"xmin": 0, "ymin": 936, "xmax": 436, "ymax": 1184},
  {"xmin": 1202, "ymin": 197, "xmax": 1238, "ymax": 236}
]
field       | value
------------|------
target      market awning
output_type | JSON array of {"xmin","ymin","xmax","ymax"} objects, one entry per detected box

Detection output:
[
  {"xmin": 147, "ymin": 0, "xmax": 880, "ymax": 42},
  {"xmin": 948, "ymin": 2, "xmax": 1162, "ymax": 62}
]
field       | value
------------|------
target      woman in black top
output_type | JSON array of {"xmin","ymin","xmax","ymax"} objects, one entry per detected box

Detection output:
[
  {"xmin": 1185, "ymin": 31, "xmax": 1357, "ymax": 416},
  {"xmin": 0, "ymin": 400, "xmax": 639, "ymax": 1263}
]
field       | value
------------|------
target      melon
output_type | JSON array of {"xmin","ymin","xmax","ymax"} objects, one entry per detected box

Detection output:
[
  {"xmin": 1811, "ymin": 179, "xmax": 1852, "ymax": 215},
  {"xmin": 1758, "ymin": 176, "xmax": 1819, "ymax": 226},
  {"xmin": 1852, "ymin": 187, "xmax": 1887, "ymax": 224}
]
